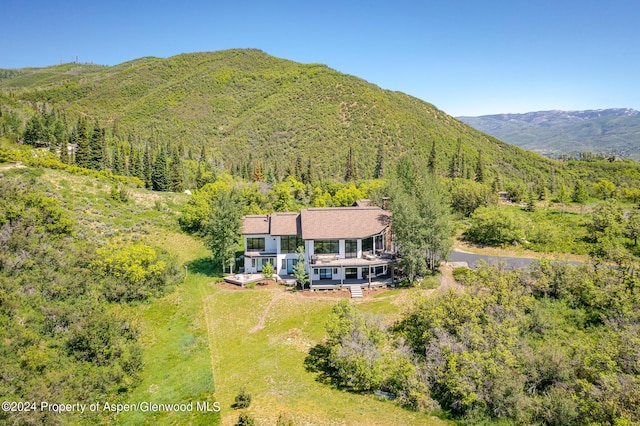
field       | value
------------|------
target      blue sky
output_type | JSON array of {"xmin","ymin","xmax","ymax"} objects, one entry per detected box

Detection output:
[{"xmin": 1, "ymin": 0, "xmax": 638, "ymax": 116}]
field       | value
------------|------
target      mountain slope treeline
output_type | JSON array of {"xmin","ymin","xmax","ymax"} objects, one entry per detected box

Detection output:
[
  {"xmin": 1, "ymin": 49, "xmax": 557, "ymax": 184},
  {"xmin": 2, "ymin": 49, "xmax": 640, "ymax": 203}
]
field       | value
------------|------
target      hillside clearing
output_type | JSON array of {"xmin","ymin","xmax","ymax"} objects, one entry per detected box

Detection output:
[{"xmin": 205, "ymin": 284, "xmax": 447, "ymax": 425}]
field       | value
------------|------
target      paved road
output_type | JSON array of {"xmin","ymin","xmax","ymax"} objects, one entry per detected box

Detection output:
[
  {"xmin": 448, "ymin": 249, "xmax": 584, "ymax": 269},
  {"xmin": 448, "ymin": 249, "xmax": 538, "ymax": 269}
]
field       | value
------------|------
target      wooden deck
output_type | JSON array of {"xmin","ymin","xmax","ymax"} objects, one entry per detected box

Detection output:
[
  {"xmin": 223, "ymin": 273, "xmax": 266, "ymax": 286},
  {"xmin": 310, "ymin": 277, "xmax": 392, "ymax": 290}
]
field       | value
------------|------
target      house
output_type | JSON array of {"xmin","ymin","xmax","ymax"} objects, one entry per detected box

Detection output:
[{"xmin": 241, "ymin": 204, "xmax": 395, "ymax": 288}]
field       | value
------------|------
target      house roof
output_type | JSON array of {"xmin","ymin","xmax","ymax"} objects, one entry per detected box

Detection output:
[
  {"xmin": 241, "ymin": 215, "xmax": 270, "ymax": 234},
  {"xmin": 270, "ymin": 212, "xmax": 301, "ymax": 236},
  {"xmin": 241, "ymin": 205, "xmax": 391, "ymax": 240},
  {"xmin": 300, "ymin": 207, "xmax": 390, "ymax": 240}
]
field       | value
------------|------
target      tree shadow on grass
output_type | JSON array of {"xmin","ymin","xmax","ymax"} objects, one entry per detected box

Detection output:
[
  {"xmin": 187, "ymin": 256, "xmax": 222, "ymax": 277},
  {"xmin": 304, "ymin": 342, "xmax": 342, "ymax": 388}
]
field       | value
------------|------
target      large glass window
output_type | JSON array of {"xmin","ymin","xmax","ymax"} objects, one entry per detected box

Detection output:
[
  {"xmin": 319, "ymin": 268, "xmax": 332, "ymax": 279},
  {"xmin": 280, "ymin": 236, "xmax": 303, "ymax": 253},
  {"xmin": 345, "ymin": 239, "xmax": 357, "ymax": 258},
  {"xmin": 362, "ymin": 237, "xmax": 373, "ymax": 253},
  {"xmin": 314, "ymin": 240, "xmax": 339, "ymax": 254},
  {"xmin": 246, "ymin": 238, "xmax": 265, "ymax": 251}
]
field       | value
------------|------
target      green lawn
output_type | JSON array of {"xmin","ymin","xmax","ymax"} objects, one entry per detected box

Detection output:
[
  {"xmin": 117, "ymin": 232, "xmax": 221, "ymax": 425},
  {"xmin": 205, "ymin": 285, "xmax": 446, "ymax": 425},
  {"xmin": 113, "ymin": 231, "xmax": 445, "ymax": 425}
]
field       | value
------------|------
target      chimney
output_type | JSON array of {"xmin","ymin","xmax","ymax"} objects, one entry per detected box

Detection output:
[{"xmin": 381, "ymin": 197, "xmax": 390, "ymax": 210}]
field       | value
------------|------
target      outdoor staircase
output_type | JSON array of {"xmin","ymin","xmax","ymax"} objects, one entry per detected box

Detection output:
[{"xmin": 348, "ymin": 285, "xmax": 363, "ymax": 298}]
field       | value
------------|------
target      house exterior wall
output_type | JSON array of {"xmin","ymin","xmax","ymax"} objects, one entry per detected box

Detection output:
[
  {"xmin": 242, "ymin": 207, "xmax": 393, "ymax": 281},
  {"xmin": 244, "ymin": 234, "xmax": 277, "ymax": 253}
]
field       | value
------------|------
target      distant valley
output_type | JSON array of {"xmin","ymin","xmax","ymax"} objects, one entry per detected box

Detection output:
[{"xmin": 458, "ymin": 108, "xmax": 640, "ymax": 160}]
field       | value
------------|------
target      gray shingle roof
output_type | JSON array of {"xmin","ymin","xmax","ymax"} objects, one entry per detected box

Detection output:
[{"xmin": 241, "ymin": 205, "xmax": 390, "ymax": 240}]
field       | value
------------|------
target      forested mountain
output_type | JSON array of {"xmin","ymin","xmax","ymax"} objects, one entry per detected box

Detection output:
[
  {"xmin": 458, "ymin": 108, "xmax": 640, "ymax": 160},
  {"xmin": 1, "ymin": 49, "xmax": 553, "ymax": 183}
]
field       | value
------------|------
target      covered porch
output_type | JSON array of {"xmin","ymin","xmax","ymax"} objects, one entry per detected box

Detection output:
[
  {"xmin": 308, "ymin": 258, "xmax": 395, "ymax": 289},
  {"xmin": 243, "ymin": 251, "xmax": 277, "ymax": 274}
]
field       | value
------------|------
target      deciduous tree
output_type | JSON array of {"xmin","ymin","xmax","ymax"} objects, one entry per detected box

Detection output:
[{"xmin": 205, "ymin": 189, "xmax": 242, "ymax": 273}]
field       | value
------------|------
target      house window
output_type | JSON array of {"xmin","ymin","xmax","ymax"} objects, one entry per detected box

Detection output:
[
  {"xmin": 314, "ymin": 240, "xmax": 339, "ymax": 254},
  {"xmin": 345, "ymin": 268, "xmax": 357, "ymax": 279},
  {"xmin": 280, "ymin": 236, "xmax": 303, "ymax": 253},
  {"xmin": 246, "ymin": 238, "xmax": 265, "ymax": 251},
  {"xmin": 362, "ymin": 237, "xmax": 373, "ymax": 253},
  {"xmin": 319, "ymin": 268, "xmax": 332, "ymax": 279},
  {"xmin": 345, "ymin": 239, "xmax": 357, "ymax": 258}
]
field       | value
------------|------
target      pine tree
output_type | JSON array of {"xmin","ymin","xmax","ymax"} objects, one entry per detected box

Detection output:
[
  {"xmin": 306, "ymin": 157, "xmax": 313, "ymax": 184},
  {"xmin": 374, "ymin": 144, "xmax": 384, "ymax": 178},
  {"xmin": 266, "ymin": 167, "xmax": 275, "ymax": 184},
  {"xmin": 556, "ymin": 183, "xmax": 569, "ymax": 211},
  {"xmin": 199, "ymin": 144, "xmax": 206, "ymax": 163},
  {"xmin": 59, "ymin": 136, "xmax": 69, "ymax": 164},
  {"xmin": 152, "ymin": 145, "xmax": 169, "ymax": 191},
  {"xmin": 24, "ymin": 114, "xmax": 44, "ymax": 147},
  {"xmin": 274, "ymin": 162, "xmax": 281, "ymax": 182},
  {"xmin": 548, "ymin": 166, "xmax": 557, "ymax": 194},
  {"xmin": 449, "ymin": 139, "xmax": 463, "ymax": 179},
  {"xmin": 428, "ymin": 141, "xmax": 436, "ymax": 174},
  {"xmin": 295, "ymin": 156, "xmax": 303, "ymax": 182},
  {"xmin": 74, "ymin": 117, "xmax": 90, "ymax": 168},
  {"xmin": 475, "ymin": 149, "xmax": 485, "ymax": 182},
  {"xmin": 572, "ymin": 180, "xmax": 588, "ymax": 212},
  {"xmin": 345, "ymin": 147, "xmax": 354, "ymax": 181},
  {"xmin": 292, "ymin": 246, "xmax": 309, "ymax": 290},
  {"xmin": 252, "ymin": 160, "xmax": 263, "ymax": 182},
  {"xmin": 112, "ymin": 144, "xmax": 124, "ymax": 175},
  {"xmin": 130, "ymin": 149, "xmax": 141, "ymax": 180},
  {"xmin": 88, "ymin": 120, "xmax": 105, "ymax": 170},
  {"xmin": 121, "ymin": 145, "xmax": 130, "ymax": 176},
  {"xmin": 143, "ymin": 144, "xmax": 153, "ymax": 189},
  {"xmin": 169, "ymin": 146, "xmax": 184, "ymax": 192},
  {"xmin": 525, "ymin": 189, "xmax": 537, "ymax": 212},
  {"xmin": 460, "ymin": 153, "xmax": 467, "ymax": 179}
]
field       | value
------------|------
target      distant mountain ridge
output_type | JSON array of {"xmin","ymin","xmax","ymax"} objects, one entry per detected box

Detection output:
[{"xmin": 458, "ymin": 108, "xmax": 640, "ymax": 160}]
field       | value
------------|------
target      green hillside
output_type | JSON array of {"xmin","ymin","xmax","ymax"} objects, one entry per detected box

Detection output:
[{"xmin": 1, "ymin": 49, "xmax": 553, "ymax": 182}]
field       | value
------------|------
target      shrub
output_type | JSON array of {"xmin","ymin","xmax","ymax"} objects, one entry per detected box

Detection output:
[
  {"xmin": 465, "ymin": 206, "xmax": 526, "ymax": 247},
  {"xmin": 452, "ymin": 267, "xmax": 473, "ymax": 285},
  {"xmin": 276, "ymin": 412, "xmax": 295, "ymax": 426},
  {"xmin": 90, "ymin": 243, "xmax": 177, "ymax": 302},
  {"xmin": 235, "ymin": 412, "xmax": 256, "ymax": 426},
  {"xmin": 262, "ymin": 261, "xmax": 274, "ymax": 279},
  {"xmin": 233, "ymin": 388, "xmax": 252, "ymax": 409},
  {"xmin": 449, "ymin": 179, "xmax": 498, "ymax": 217}
]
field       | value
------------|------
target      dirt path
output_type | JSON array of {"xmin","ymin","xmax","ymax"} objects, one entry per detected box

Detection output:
[
  {"xmin": 248, "ymin": 290, "xmax": 285, "ymax": 334},
  {"xmin": 437, "ymin": 262, "xmax": 465, "ymax": 293}
]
